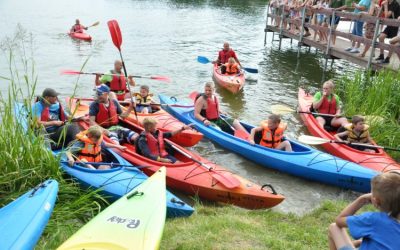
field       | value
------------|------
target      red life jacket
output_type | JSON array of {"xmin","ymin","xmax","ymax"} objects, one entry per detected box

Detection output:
[
  {"xmin": 75, "ymin": 131, "xmax": 103, "ymax": 162},
  {"xmin": 260, "ymin": 122, "xmax": 286, "ymax": 148},
  {"xmin": 225, "ymin": 63, "xmax": 239, "ymax": 74},
  {"xmin": 109, "ymin": 70, "xmax": 127, "ymax": 101},
  {"xmin": 95, "ymin": 100, "xmax": 119, "ymax": 128},
  {"xmin": 218, "ymin": 49, "xmax": 237, "ymax": 64},
  {"xmin": 41, "ymin": 102, "xmax": 66, "ymax": 122},
  {"xmin": 196, "ymin": 94, "xmax": 220, "ymax": 121},
  {"xmin": 145, "ymin": 131, "xmax": 168, "ymax": 158},
  {"xmin": 72, "ymin": 24, "xmax": 85, "ymax": 33},
  {"xmin": 317, "ymin": 94, "xmax": 337, "ymax": 115}
]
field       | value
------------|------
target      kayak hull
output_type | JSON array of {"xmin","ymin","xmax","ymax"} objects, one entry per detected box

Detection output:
[
  {"xmin": 212, "ymin": 64, "xmax": 245, "ymax": 94},
  {"xmin": 68, "ymin": 32, "xmax": 92, "ymax": 41},
  {"xmin": 298, "ymin": 88, "xmax": 400, "ymax": 172},
  {"xmin": 159, "ymin": 94, "xmax": 379, "ymax": 193}
]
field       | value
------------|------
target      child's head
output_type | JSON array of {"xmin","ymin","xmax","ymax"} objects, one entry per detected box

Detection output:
[
  {"xmin": 267, "ymin": 114, "xmax": 281, "ymax": 130},
  {"xmin": 371, "ymin": 172, "xmax": 400, "ymax": 218},
  {"xmin": 143, "ymin": 118, "xmax": 157, "ymax": 132},
  {"xmin": 87, "ymin": 126, "xmax": 103, "ymax": 143},
  {"xmin": 228, "ymin": 57, "xmax": 236, "ymax": 64},
  {"xmin": 140, "ymin": 85, "xmax": 149, "ymax": 97},
  {"xmin": 351, "ymin": 115, "xmax": 366, "ymax": 131}
]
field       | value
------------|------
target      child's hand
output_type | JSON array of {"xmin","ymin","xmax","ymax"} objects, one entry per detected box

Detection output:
[
  {"xmin": 249, "ymin": 139, "xmax": 255, "ymax": 145},
  {"xmin": 118, "ymin": 146, "xmax": 127, "ymax": 151},
  {"xmin": 68, "ymin": 159, "xmax": 75, "ymax": 167},
  {"xmin": 358, "ymin": 193, "xmax": 372, "ymax": 205}
]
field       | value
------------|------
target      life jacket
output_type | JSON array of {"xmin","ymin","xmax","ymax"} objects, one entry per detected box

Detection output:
[
  {"xmin": 134, "ymin": 93, "xmax": 153, "ymax": 105},
  {"xmin": 225, "ymin": 63, "xmax": 239, "ymax": 75},
  {"xmin": 95, "ymin": 100, "xmax": 119, "ymax": 128},
  {"xmin": 144, "ymin": 131, "xmax": 168, "ymax": 158},
  {"xmin": 317, "ymin": 94, "xmax": 337, "ymax": 115},
  {"xmin": 344, "ymin": 124, "xmax": 370, "ymax": 143},
  {"xmin": 41, "ymin": 102, "xmax": 66, "ymax": 122},
  {"xmin": 75, "ymin": 131, "xmax": 103, "ymax": 162},
  {"xmin": 218, "ymin": 49, "xmax": 236, "ymax": 64},
  {"xmin": 260, "ymin": 122, "xmax": 286, "ymax": 148},
  {"xmin": 196, "ymin": 93, "xmax": 219, "ymax": 120},
  {"xmin": 72, "ymin": 24, "xmax": 85, "ymax": 33},
  {"xmin": 109, "ymin": 70, "xmax": 127, "ymax": 101}
]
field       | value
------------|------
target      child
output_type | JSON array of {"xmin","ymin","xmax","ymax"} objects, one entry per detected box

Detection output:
[
  {"xmin": 134, "ymin": 85, "xmax": 155, "ymax": 114},
  {"xmin": 66, "ymin": 126, "xmax": 126, "ymax": 170},
  {"xmin": 334, "ymin": 115, "xmax": 375, "ymax": 153},
  {"xmin": 223, "ymin": 57, "xmax": 240, "ymax": 75},
  {"xmin": 328, "ymin": 171, "xmax": 400, "ymax": 249},
  {"xmin": 248, "ymin": 114, "xmax": 292, "ymax": 151}
]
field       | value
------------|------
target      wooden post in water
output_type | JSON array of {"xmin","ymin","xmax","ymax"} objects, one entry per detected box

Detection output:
[
  {"xmin": 324, "ymin": 10, "xmax": 335, "ymax": 72},
  {"xmin": 278, "ymin": 5, "xmax": 285, "ymax": 50},
  {"xmin": 366, "ymin": 17, "xmax": 382, "ymax": 70},
  {"xmin": 264, "ymin": 4, "xmax": 270, "ymax": 46},
  {"xmin": 297, "ymin": 7, "xmax": 307, "ymax": 58}
]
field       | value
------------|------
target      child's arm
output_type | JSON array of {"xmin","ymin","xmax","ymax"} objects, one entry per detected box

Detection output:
[
  {"xmin": 66, "ymin": 151, "xmax": 75, "ymax": 167},
  {"xmin": 334, "ymin": 131, "xmax": 348, "ymax": 142},
  {"xmin": 249, "ymin": 126, "xmax": 263, "ymax": 145},
  {"xmin": 103, "ymin": 141, "xmax": 127, "ymax": 151},
  {"xmin": 335, "ymin": 193, "xmax": 372, "ymax": 227}
]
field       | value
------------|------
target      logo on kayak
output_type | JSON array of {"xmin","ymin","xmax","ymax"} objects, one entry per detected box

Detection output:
[{"xmin": 107, "ymin": 216, "xmax": 141, "ymax": 229}]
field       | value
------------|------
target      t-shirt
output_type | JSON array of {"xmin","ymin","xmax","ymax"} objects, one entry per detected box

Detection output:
[
  {"xmin": 89, "ymin": 99, "xmax": 122, "ymax": 117},
  {"xmin": 313, "ymin": 91, "xmax": 343, "ymax": 107},
  {"xmin": 354, "ymin": 0, "xmax": 371, "ymax": 13},
  {"xmin": 347, "ymin": 212, "xmax": 400, "ymax": 250},
  {"xmin": 99, "ymin": 70, "xmax": 114, "ymax": 84},
  {"xmin": 32, "ymin": 101, "xmax": 68, "ymax": 133},
  {"xmin": 388, "ymin": 0, "xmax": 400, "ymax": 19},
  {"xmin": 330, "ymin": 0, "xmax": 345, "ymax": 9}
]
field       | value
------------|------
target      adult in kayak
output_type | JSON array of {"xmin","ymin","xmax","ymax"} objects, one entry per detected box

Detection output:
[
  {"xmin": 212, "ymin": 42, "xmax": 241, "ymax": 74},
  {"xmin": 89, "ymin": 84, "xmax": 138, "ymax": 145},
  {"xmin": 70, "ymin": 19, "xmax": 87, "ymax": 33},
  {"xmin": 95, "ymin": 60, "xmax": 136, "ymax": 101},
  {"xmin": 32, "ymin": 88, "xmax": 80, "ymax": 150},
  {"xmin": 194, "ymin": 82, "xmax": 247, "ymax": 133},
  {"xmin": 134, "ymin": 85, "xmax": 156, "ymax": 114},
  {"xmin": 136, "ymin": 118, "xmax": 192, "ymax": 163},
  {"xmin": 312, "ymin": 80, "xmax": 349, "ymax": 129}
]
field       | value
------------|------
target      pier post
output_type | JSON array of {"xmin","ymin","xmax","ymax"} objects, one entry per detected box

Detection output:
[
  {"xmin": 264, "ymin": 4, "xmax": 270, "ymax": 46},
  {"xmin": 324, "ymin": 10, "xmax": 335, "ymax": 72},
  {"xmin": 297, "ymin": 7, "xmax": 307, "ymax": 58},
  {"xmin": 366, "ymin": 17, "xmax": 381, "ymax": 70},
  {"xmin": 278, "ymin": 5, "xmax": 285, "ymax": 50}
]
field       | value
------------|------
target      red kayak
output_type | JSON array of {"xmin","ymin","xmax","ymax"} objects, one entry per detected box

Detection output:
[
  {"xmin": 68, "ymin": 98, "xmax": 203, "ymax": 147},
  {"xmin": 212, "ymin": 64, "xmax": 245, "ymax": 94},
  {"xmin": 298, "ymin": 88, "xmax": 400, "ymax": 172},
  {"xmin": 68, "ymin": 32, "xmax": 92, "ymax": 42},
  {"xmin": 71, "ymin": 101, "xmax": 285, "ymax": 209}
]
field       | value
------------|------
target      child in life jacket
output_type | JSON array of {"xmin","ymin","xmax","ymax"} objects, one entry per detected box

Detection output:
[
  {"xmin": 223, "ymin": 57, "xmax": 240, "ymax": 75},
  {"xmin": 334, "ymin": 115, "xmax": 375, "ymax": 153},
  {"xmin": 248, "ymin": 114, "xmax": 292, "ymax": 152},
  {"xmin": 66, "ymin": 126, "xmax": 126, "ymax": 169},
  {"xmin": 134, "ymin": 85, "xmax": 155, "ymax": 114}
]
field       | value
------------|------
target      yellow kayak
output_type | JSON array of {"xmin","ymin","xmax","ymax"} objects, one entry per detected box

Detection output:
[{"xmin": 58, "ymin": 167, "xmax": 167, "ymax": 250}]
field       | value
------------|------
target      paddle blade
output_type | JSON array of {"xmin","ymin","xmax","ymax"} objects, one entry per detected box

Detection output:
[
  {"xmin": 107, "ymin": 20, "xmax": 122, "ymax": 51},
  {"xmin": 60, "ymin": 70, "xmax": 82, "ymax": 75},
  {"xmin": 271, "ymin": 105, "xmax": 296, "ymax": 115},
  {"xmin": 234, "ymin": 129, "xmax": 250, "ymax": 140},
  {"xmin": 197, "ymin": 56, "xmax": 210, "ymax": 64},
  {"xmin": 298, "ymin": 135, "xmax": 330, "ymax": 145},
  {"xmin": 212, "ymin": 172, "xmax": 241, "ymax": 189},
  {"xmin": 243, "ymin": 67, "xmax": 258, "ymax": 74},
  {"xmin": 150, "ymin": 75, "xmax": 171, "ymax": 82},
  {"xmin": 364, "ymin": 115, "xmax": 384, "ymax": 124},
  {"xmin": 189, "ymin": 91, "xmax": 199, "ymax": 101},
  {"xmin": 90, "ymin": 21, "xmax": 100, "ymax": 27}
]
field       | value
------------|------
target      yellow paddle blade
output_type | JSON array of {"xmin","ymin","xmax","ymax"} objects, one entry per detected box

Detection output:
[
  {"xmin": 270, "ymin": 105, "xmax": 296, "ymax": 115},
  {"xmin": 297, "ymin": 135, "xmax": 331, "ymax": 145},
  {"xmin": 89, "ymin": 21, "xmax": 100, "ymax": 27},
  {"xmin": 364, "ymin": 115, "xmax": 384, "ymax": 124}
]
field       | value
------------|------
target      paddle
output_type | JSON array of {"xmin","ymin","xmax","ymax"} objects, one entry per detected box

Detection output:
[
  {"xmin": 107, "ymin": 19, "xmax": 138, "ymax": 120},
  {"xmin": 87, "ymin": 21, "xmax": 100, "ymax": 28},
  {"xmin": 60, "ymin": 70, "xmax": 171, "ymax": 83},
  {"xmin": 298, "ymin": 135, "xmax": 400, "ymax": 151},
  {"xmin": 197, "ymin": 56, "xmax": 259, "ymax": 74},
  {"xmin": 60, "ymin": 161, "xmax": 152, "ymax": 168},
  {"xmin": 189, "ymin": 91, "xmax": 249, "ymax": 139},
  {"xmin": 165, "ymin": 142, "xmax": 241, "ymax": 189},
  {"xmin": 271, "ymin": 104, "xmax": 384, "ymax": 123},
  {"xmin": 121, "ymin": 102, "xmax": 193, "ymax": 108}
]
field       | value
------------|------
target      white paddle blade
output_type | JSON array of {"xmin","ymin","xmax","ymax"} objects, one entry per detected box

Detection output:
[
  {"xmin": 298, "ymin": 135, "xmax": 331, "ymax": 145},
  {"xmin": 364, "ymin": 115, "xmax": 384, "ymax": 124},
  {"xmin": 271, "ymin": 105, "xmax": 295, "ymax": 115}
]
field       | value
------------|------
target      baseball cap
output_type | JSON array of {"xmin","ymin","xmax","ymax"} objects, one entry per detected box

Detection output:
[
  {"xmin": 96, "ymin": 84, "xmax": 110, "ymax": 95},
  {"xmin": 42, "ymin": 88, "xmax": 60, "ymax": 97}
]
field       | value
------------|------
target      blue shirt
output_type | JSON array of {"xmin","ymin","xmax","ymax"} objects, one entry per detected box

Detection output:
[
  {"xmin": 354, "ymin": 0, "xmax": 371, "ymax": 14},
  {"xmin": 32, "ymin": 101, "xmax": 68, "ymax": 133},
  {"xmin": 347, "ymin": 212, "xmax": 400, "ymax": 250}
]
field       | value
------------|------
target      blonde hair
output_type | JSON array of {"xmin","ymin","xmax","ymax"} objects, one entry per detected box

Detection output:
[
  {"xmin": 372, "ymin": 172, "xmax": 400, "ymax": 218},
  {"xmin": 228, "ymin": 57, "xmax": 236, "ymax": 64},
  {"xmin": 323, "ymin": 79, "xmax": 335, "ymax": 89},
  {"xmin": 204, "ymin": 81, "xmax": 215, "ymax": 89},
  {"xmin": 87, "ymin": 126, "xmax": 102, "ymax": 140},
  {"xmin": 143, "ymin": 118, "xmax": 157, "ymax": 130}
]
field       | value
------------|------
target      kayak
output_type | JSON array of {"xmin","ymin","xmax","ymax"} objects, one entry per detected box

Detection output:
[
  {"xmin": 68, "ymin": 32, "xmax": 92, "ymax": 42},
  {"xmin": 298, "ymin": 88, "xmax": 400, "ymax": 172},
  {"xmin": 73, "ymin": 106, "xmax": 285, "ymax": 209},
  {"xmin": 1, "ymin": 179, "xmax": 58, "ymax": 250},
  {"xmin": 212, "ymin": 64, "xmax": 245, "ymax": 94},
  {"xmin": 159, "ymin": 94, "xmax": 379, "ymax": 193},
  {"xmin": 13, "ymin": 102, "xmax": 193, "ymax": 218},
  {"xmin": 68, "ymin": 98, "xmax": 203, "ymax": 147},
  {"xmin": 58, "ymin": 167, "xmax": 166, "ymax": 250}
]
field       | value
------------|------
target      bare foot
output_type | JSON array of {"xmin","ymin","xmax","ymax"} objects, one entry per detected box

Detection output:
[{"xmin": 359, "ymin": 53, "xmax": 366, "ymax": 58}]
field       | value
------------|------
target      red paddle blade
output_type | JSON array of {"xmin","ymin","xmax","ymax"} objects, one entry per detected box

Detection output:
[
  {"xmin": 60, "ymin": 70, "xmax": 81, "ymax": 75},
  {"xmin": 212, "ymin": 172, "xmax": 241, "ymax": 189},
  {"xmin": 107, "ymin": 20, "xmax": 122, "ymax": 51},
  {"xmin": 234, "ymin": 129, "xmax": 250, "ymax": 140},
  {"xmin": 189, "ymin": 91, "xmax": 199, "ymax": 101},
  {"xmin": 150, "ymin": 76, "xmax": 171, "ymax": 82}
]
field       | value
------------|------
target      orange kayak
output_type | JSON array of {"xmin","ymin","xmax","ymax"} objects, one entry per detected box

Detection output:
[
  {"xmin": 212, "ymin": 64, "xmax": 245, "ymax": 94},
  {"xmin": 298, "ymin": 88, "xmax": 400, "ymax": 173},
  {"xmin": 68, "ymin": 98, "xmax": 203, "ymax": 147}
]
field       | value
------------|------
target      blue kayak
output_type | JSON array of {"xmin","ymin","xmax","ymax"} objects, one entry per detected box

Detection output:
[
  {"xmin": 159, "ymin": 94, "xmax": 378, "ymax": 193},
  {"xmin": 0, "ymin": 179, "xmax": 58, "ymax": 249}
]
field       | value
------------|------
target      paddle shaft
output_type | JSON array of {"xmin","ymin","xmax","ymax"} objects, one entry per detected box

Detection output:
[
  {"xmin": 299, "ymin": 111, "xmax": 349, "ymax": 119},
  {"xmin": 61, "ymin": 161, "xmax": 152, "ymax": 168},
  {"xmin": 334, "ymin": 141, "xmax": 400, "ymax": 151},
  {"xmin": 167, "ymin": 143, "xmax": 213, "ymax": 170}
]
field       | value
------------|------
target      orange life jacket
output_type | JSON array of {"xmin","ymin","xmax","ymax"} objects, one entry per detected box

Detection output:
[
  {"xmin": 224, "ymin": 63, "xmax": 239, "ymax": 75},
  {"xmin": 109, "ymin": 70, "xmax": 127, "ymax": 101},
  {"xmin": 260, "ymin": 122, "xmax": 286, "ymax": 148},
  {"xmin": 75, "ymin": 131, "xmax": 103, "ymax": 162},
  {"xmin": 196, "ymin": 94, "xmax": 220, "ymax": 121},
  {"xmin": 145, "ymin": 131, "xmax": 168, "ymax": 158},
  {"xmin": 317, "ymin": 94, "xmax": 337, "ymax": 115},
  {"xmin": 95, "ymin": 100, "xmax": 119, "ymax": 128}
]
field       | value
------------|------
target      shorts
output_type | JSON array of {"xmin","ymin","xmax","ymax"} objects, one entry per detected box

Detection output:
[
  {"xmin": 210, "ymin": 117, "xmax": 235, "ymax": 134},
  {"xmin": 108, "ymin": 126, "xmax": 137, "ymax": 144},
  {"xmin": 136, "ymin": 105, "xmax": 152, "ymax": 113},
  {"xmin": 329, "ymin": 16, "xmax": 340, "ymax": 26},
  {"xmin": 352, "ymin": 21, "xmax": 363, "ymax": 37},
  {"xmin": 338, "ymin": 245, "xmax": 355, "ymax": 250},
  {"xmin": 317, "ymin": 14, "xmax": 325, "ymax": 24},
  {"xmin": 383, "ymin": 26, "xmax": 399, "ymax": 39}
]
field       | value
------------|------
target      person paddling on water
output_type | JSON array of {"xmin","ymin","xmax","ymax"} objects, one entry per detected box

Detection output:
[
  {"xmin": 223, "ymin": 57, "xmax": 241, "ymax": 75},
  {"xmin": 32, "ymin": 88, "xmax": 80, "ymax": 150},
  {"xmin": 248, "ymin": 114, "xmax": 292, "ymax": 152},
  {"xmin": 194, "ymin": 82, "xmax": 247, "ymax": 134},
  {"xmin": 312, "ymin": 80, "xmax": 349, "ymax": 129},
  {"xmin": 212, "ymin": 42, "xmax": 241, "ymax": 74},
  {"xmin": 136, "ymin": 118, "xmax": 192, "ymax": 163},
  {"xmin": 70, "ymin": 19, "xmax": 87, "ymax": 33},
  {"xmin": 334, "ymin": 115, "xmax": 375, "ymax": 153},
  {"xmin": 95, "ymin": 60, "xmax": 136, "ymax": 101},
  {"xmin": 89, "ymin": 84, "xmax": 138, "ymax": 146},
  {"xmin": 134, "ymin": 85, "xmax": 156, "ymax": 114}
]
